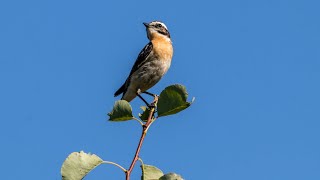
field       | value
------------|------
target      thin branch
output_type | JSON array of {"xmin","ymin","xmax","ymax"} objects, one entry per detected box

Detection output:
[
  {"xmin": 145, "ymin": 117, "xmax": 156, "ymax": 132},
  {"xmin": 103, "ymin": 161, "xmax": 127, "ymax": 172},
  {"xmin": 125, "ymin": 96, "xmax": 158, "ymax": 180}
]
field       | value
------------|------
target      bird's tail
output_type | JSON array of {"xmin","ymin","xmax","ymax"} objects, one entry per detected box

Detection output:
[{"xmin": 114, "ymin": 83, "xmax": 125, "ymax": 97}]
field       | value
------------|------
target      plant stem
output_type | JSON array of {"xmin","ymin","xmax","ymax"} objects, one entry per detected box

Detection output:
[
  {"xmin": 133, "ymin": 117, "xmax": 144, "ymax": 126},
  {"xmin": 125, "ymin": 96, "xmax": 158, "ymax": 180},
  {"xmin": 103, "ymin": 161, "xmax": 127, "ymax": 172}
]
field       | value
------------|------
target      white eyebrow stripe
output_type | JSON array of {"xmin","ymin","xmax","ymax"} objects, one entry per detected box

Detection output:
[{"xmin": 149, "ymin": 21, "xmax": 168, "ymax": 30}]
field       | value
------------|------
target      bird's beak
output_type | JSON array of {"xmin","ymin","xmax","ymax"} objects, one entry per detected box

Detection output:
[{"xmin": 143, "ymin": 22, "xmax": 149, "ymax": 27}]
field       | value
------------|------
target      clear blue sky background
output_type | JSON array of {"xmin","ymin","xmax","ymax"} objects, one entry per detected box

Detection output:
[{"xmin": 0, "ymin": 0, "xmax": 319, "ymax": 179}]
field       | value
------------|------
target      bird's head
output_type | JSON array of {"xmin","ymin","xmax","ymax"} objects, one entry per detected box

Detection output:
[{"xmin": 143, "ymin": 21, "xmax": 171, "ymax": 41}]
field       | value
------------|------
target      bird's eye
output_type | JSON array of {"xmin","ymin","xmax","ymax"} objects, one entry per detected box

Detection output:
[{"xmin": 156, "ymin": 24, "xmax": 162, "ymax": 28}]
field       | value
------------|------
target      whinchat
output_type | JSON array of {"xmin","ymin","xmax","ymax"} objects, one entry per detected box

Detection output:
[{"xmin": 114, "ymin": 21, "xmax": 173, "ymax": 104}]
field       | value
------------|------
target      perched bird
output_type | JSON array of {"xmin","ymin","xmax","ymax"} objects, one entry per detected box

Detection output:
[{"xmin": 114, "ymin": 21, "xmax": 173, "ymax": 105}]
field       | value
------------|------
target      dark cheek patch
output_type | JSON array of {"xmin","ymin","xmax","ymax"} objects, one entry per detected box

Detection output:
[{"xmin": 157, "ymin": 27, "xmax": 170, "ymax": 38}]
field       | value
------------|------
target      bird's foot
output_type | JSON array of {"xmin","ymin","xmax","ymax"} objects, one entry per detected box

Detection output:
[{"xmin": 148, "ymin": 95, "xmax": 158, "ymax": 109}]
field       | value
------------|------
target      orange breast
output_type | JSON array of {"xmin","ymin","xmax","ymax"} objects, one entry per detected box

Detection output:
[{"xmin": 151, "ymin": 35, "xmax": 173, "ymax": 61}]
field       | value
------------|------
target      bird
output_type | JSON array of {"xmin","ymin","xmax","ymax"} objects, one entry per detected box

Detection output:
[{"xmin": 114, "ymin": 21, "xmax": 173, "ymax": 106}]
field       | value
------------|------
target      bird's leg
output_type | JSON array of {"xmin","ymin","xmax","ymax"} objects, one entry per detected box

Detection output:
[
  {"xmin": 136, "ymin": 89, "xmax": 155, "ymax": 109},
  {"xmin": 136, "ymin": 89, "xmax": 151, "ymax": 107},
  {"xmin": 143, "ymin": 91, "xmax": 158, "ymax": 97},
  {"xmin": 137, "ymin": 94, "xmax": 150, "ymax": 107}
]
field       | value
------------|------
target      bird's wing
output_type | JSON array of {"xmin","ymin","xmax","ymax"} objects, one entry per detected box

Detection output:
[
  {"xmin": 128, "ymin": 42, "xmax": 153, "ymax": 77},
  {"xmin": 114, "ymin": 42, "xmax": 153, "ymax": 97}
]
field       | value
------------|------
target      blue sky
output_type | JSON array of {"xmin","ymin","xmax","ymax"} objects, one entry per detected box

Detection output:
[{"xmin": 0, "ymin": 0, "xmax": 319, "ymax": 179}]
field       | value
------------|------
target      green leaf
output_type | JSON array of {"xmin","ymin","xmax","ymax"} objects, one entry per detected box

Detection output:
[
  {"xmin": 157, "ymin": 84, "xmax": 194, "ymax": 117},
  {"xmin": 108, "ymin": 100, "xmax": 134, "ymax": 121},
  {"xmin": 61, "ymin": 151, "xmax": 103, "ymax": 180},
  {"xmin": 159, "ymin": 173, "xmax": 184, "ymax": 180},
  {"xmin": 141, "ymin": 164, "xmax": 164, "ymax": 180},
  {"xmin": 139, "ymin": 106, "xmax": 151, "ymax": 122}
]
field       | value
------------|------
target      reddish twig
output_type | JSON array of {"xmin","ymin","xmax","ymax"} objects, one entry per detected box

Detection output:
[{"xmin": 125, "ymin": 96, "xmax": 158, "ymax": 180}]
